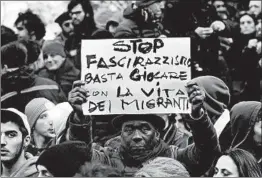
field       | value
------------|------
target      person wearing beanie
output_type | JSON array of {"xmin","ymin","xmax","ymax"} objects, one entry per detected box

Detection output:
[
  {"xmin": 24, "ymin": 98, "xmax": 56, "ymax": 156},
  {"xmin": 38, "ymin": 40, "xmax": 80, "ymax": 96},
  {"xmin": 1, "ymin": 40, "xmax": 67, "ymax": 112},
  {"xmin": 1, "ymin": 108, "xmax": 38, "ymax": 177},
  {"xmin": 36, "ymin": 141, "xmax": 91, "ymax": 177},
  {"xmin": 55, "ymin": 12, "xmax": 74, "ymax": 46},
  {"xmin": 135, "ymin": 157, "xmax": 190, "ymax": 177}
]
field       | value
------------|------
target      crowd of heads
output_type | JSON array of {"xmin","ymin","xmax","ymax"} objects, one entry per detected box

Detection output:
[{"xmin": 1, "ymin": 0, "xmax": 262, "ymax": 177}]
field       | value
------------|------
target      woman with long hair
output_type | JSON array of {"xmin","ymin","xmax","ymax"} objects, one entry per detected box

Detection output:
[{"xmin": 213, "ymin": 148, "xmax": 261, "ymax": 177}]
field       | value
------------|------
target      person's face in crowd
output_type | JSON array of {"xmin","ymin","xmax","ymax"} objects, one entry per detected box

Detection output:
[
  {"xmin": 253, "ymin": 121, "xmax": 262, "ymax": 147},
  {"xmin": 240, "ymin": 15, "xmax": 256, "ymax": 35},
  {"xmin": 147, "ymin": 2, "xmax": 163, "ymax": 20},
  {"xmin": 213, "ymin": 0, "xmax": 228, "ymax": 20},
  {"xmin": 213, "ymin": 155, "xmax": 239, "ymax": 177},
  {"xmin": 108, "ymin": 24, "xmax": 118, "ymax": 34},
  {"xmin": 43, "ymin": 54, "xmax": 66, "ymax": 71},
  {"xmin": 15, "ymin": 21, "xmax": 32, "ymax": 40},
  {"xmin": 121, "ymin": 120, "xmax": 158, "ymax": 155},
  {"xmin": 61, "ymin": 19, "xmax": 74, "ymax": 37},
  {"xmin": 1, "ymin": 122, "xmax": 28, "ymax": 163},
  {"xmin": 70, "ymin": 4, "xmax": 86, "ymax": 26},
  {"xmin": 34, "ymin": 111, "xmax": 56, "ymax": 139},
  {"xmin": 249, "ymin": 1, "xmax": 262, "ymax": 17},
  {"xmin": 37, "ymin": 165, "xmax": 53, "ymax": 177}
]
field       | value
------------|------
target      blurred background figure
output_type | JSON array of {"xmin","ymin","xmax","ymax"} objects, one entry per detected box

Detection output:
[
  {"xmin": 54, "ymin": 12, "xmax": 74, "ymax": 46},
  {"xmin": 248, "ymin": 0, "xmax": 261, "ymax": 18}
]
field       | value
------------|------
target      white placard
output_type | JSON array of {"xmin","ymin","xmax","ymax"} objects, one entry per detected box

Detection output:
[{"xmin": 81, "ymin": 38, "xmax": 191, "ymax": 115}]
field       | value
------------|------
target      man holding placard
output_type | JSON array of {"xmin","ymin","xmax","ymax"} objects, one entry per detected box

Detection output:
[{"xmin": 67, "ymin": 79, "xmax": 220, "ymax": 177}]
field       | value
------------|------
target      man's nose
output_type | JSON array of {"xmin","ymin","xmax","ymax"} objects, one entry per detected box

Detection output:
[
  {"xmin": 1, "ymin": 135, "xmax": 7, "ymax": 147},
  {"xmin": 132, "ymin": 130, "xmax": 143, "ymax": 143}
]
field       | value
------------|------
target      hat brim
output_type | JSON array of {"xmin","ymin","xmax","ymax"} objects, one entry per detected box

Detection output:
[{"xmin": 112, "ymin": 114, "xmax": 165, "ymax": 131}]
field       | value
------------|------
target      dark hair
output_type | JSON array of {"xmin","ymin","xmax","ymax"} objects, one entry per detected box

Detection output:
[
  {"xmin": 1, "ymin": 25, "xmax": 17, "ymax": 46},
  {"xmin": 1, "ymin": 111, "xmax": 29, "ymax": 138},
  {"xmin": 214, "ymin": 148, "xmax": 262, "ymax": 177},
  {"xmin": 238, "ymin": 11, "xmax": 258, "ymax": 24},
  {"xmin": 14, "ymin": 9, "xmax": 46, "ymax": 40},
  {"xmin": 1, "ymin": 41, "xmax": 27, "ymax": 68},
  {"xmin": 68, "ymin": 0, "xmax": 96, "ymax": 34},
  {"xmin": 18, "ymin": 39, "xmax": 41, "ymax": 64}
]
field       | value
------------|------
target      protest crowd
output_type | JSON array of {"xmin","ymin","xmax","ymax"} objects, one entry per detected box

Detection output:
[{"xmin": 1, "ymin": 0, "xmax": 262, "ymax": 177}]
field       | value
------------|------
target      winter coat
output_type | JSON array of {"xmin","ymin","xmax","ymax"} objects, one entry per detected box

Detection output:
[
  {"xmin": 38, "ymin": 58, "xmax": 80, "ymax": 96},
  {"xmin": 1, "ymin": 67, "xmax": 67, "ymax": 112},
  {"xmin": 220, "ymin": 101, "xmax": 261, "ymax": 161},
  {"xmin": 114, "ymin": 4, "xmax": 169, "ymax": 38},
  {"xmin": 68, "ymin": 111, "xmax": 220, "ymax": 177},
  {"xmin": 225, "ymin": 33, "xmax": 260, "ymax": 106}
]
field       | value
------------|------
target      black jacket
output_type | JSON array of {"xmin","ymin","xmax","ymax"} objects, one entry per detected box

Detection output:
[{"xmin": 1, "ymin": 67, "xmax": 67, "ymax": 112}]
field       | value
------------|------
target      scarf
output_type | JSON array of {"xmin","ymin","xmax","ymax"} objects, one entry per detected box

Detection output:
[{"xmin": 120, "ymin": 139, "xmax": 170, "ymax": 167}]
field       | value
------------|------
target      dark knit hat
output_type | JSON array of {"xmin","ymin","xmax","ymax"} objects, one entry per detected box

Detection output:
[
  {"xmin": 42, "ymin": 40, "xmax": 66, "ymax": 57},
  {"xmin": 191, "ymin": 76, "xmax": 230, "ymax": 123},
  {"xmin": 135, "ymin": 0, "xmax": 162, "ymax": 8},
  {"xmin": 55, "ymin": 12, "xmax": 71, "ymax": 26},
  {"xmin": 112, "ymin": 114, "xmax": 165, "ymax": 131},
  {"xmin": 36, "ymin": 141, "xmax": 91, "ymax": 177}
]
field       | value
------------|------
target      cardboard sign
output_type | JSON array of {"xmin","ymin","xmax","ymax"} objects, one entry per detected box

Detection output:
[{"xmin": 81, "ymin": 38, "xmax": 191, "ymax": 115}]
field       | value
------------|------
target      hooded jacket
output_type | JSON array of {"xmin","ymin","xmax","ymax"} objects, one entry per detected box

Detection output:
[
  {"xmin": 1, "ymin": 67, "xmax": 67, "ymax": 112},
  {"xmin": 229, "ymin": 101, "xmax": 261, "ymax": 160},
  {"xmin": 9, "ymin": 156, "xmax": 38, "ymax": 177}
]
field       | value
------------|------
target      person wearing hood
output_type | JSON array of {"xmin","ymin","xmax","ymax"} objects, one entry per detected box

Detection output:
[
  {"xmin": 221, "ymin": 101, "xmax": 261, "ymax": 167},
  {"xmin": 1, "ymin": 40, "xmax": 67, "ymax": 112},
  {"xmin": 38, "ymin": 40, "xmax": 80, "ymax": 96},
  {"xmin": 114, "ymin": 0, "xmax": 169, "ymax": 38},
  {"xmin": 1, "ymin": 108, "xmax": 38, "ymax": 177}
]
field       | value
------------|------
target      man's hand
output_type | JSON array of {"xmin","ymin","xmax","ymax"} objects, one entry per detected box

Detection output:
[
  {"xmin": 210, "ymin": 21, "xmax": 226, "ymax": 32},
  {"xmin": 186, "ymin": 81, "xmax": 205, "ymax": 119},
  {"xmin": 195, "ymin": 27, "xmax": 214, "ymax": 39},
  {"xmin": 68, "ymin": 80, "xmax": 88, "ymax": 113},
  {"xmin": 247, "ymin": 39, "xmax": 258, "ymax": 49},
  {"xmin": 256, "ymin": 41, "xmax": 261, "ymax": 54}
]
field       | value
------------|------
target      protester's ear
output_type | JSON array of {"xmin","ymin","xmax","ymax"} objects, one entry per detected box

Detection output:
[{"xmin": 23, "ymin": 135, "xmax": 31, "ymax": 148}]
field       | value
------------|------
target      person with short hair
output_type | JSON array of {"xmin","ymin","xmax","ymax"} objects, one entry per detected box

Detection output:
[
  {"xmin": 14, "ymin": 9, "xmax": 46, "ymax": 47},
  {"xmin": 1, "ymin": 25, "xmax": 17, "ymax": 46},
  {"xmin": 213, "ymin": 148, "xmax": 262, "ymax": 177},
  {"xmin": 1, "ymin": 108, "xmax": 38, "ymax": 177},
  {"xmin": 1, "ymin": 40, "xmax": 67, "ymax": 112}
]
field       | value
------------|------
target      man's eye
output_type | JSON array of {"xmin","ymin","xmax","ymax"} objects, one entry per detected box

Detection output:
[
  {"xmin": 141, "ymin": 126, "xmax": 150, "ymax": 132},
  {"xmin": 8, "ymin": 132, "xmax": 17, "ymax": 138},
  {"xmin": 124, "ymin": 127, "xmax": 133, "ymax": 133}
]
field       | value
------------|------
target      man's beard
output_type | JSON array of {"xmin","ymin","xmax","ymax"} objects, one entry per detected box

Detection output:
[{"xmin": 2, "ymin": 141, "xmax": 24, "ymax": 168}]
